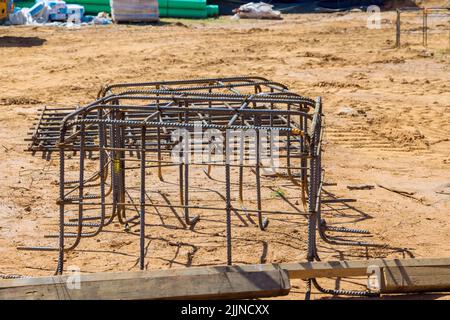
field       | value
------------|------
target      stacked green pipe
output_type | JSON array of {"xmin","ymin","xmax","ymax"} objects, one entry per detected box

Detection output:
[
  {"xmin": 14, "ymin": 0, "xmax": 219, "ymax": 18},
  {"xmin": 159, "ymin": 0, "xmax": 218, "ymax": 19},
  {"xmin": 14, "ymin": 1, "xmax": 36, "ymax": 9}
]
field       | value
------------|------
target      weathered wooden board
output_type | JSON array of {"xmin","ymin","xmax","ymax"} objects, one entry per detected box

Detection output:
[
  {"xmin": 0, "ymin": 267, "xmax": 291, "ymax": 300},
  {"xmin": 383, "ymin": 266, "xmax": 450, "ymax": 293},
  {"xmin": 279, "ymin": 257, "xmax": 450, "ymax": 279},
  {"xmin": 1, "ymin": 257, "xmax": 449, "ymax": 299}
]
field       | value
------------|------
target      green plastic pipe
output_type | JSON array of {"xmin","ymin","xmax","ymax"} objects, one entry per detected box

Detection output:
[
  {"xmin": 159, "ymin": 7, "xmax": 168, "ymax": 17},
  {"xmin": 166, "ymin": 0, "xmax": 206, "ymax": 10},
  {"xmin": 80, "ymin": 4, "xmax": 111, "ymax": 14},
  {"xmin": 66, "ymin": 0, "xmax": 109, "ymax": 4},
  {"xmin": 14, "ymin": 1, "xmax": 36, "ymax": 8},
  {"xmin": 15, "ymin": 0, "xmax": 219, "ymax": 18},
  {"xmin": 166, "ymin": 7, "xmax": 207, "ymax": 18},
  {"xmin": 206, "ymin": 4, "xmax": 218, "ymax": 16},
  {"xmin": 158, "ymin": 0, "xmax": 168, "ymax": 8}
]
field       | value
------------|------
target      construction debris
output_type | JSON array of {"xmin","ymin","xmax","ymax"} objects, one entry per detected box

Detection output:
[
  {"xmin": 7, "ymin": 0, "xmax": 112, "ymax": 26},
  {"xmin": 232, "ymin": 2, "xmax": 282, "ymax": 20},
  {"xmin": 347, "ymin": 184, "xmax": 375, "ymax": 190},
  {"xmin": 377, "ymin": 184, "xmax": 423, "ymax": 202}
]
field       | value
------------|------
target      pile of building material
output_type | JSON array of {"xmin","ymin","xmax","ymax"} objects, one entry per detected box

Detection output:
[
  {"xmin": 110, "ymin": 0, "xmax": 159, "ymax": 22},
  {"xmin": 15, "ymin": 0, "xmax": 219, "ymax": 17},
  {"xmin": 14, "ymin": 0, "xmax": 110, "ymax": 15},
  {"xmin": 9, "ymin": 0, "xmax": 112, "ymax": 24}
]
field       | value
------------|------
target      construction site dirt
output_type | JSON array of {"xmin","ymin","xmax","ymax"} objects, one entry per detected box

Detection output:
[{"xmin": 0, "ymin": 10, "xmax": 449, "ymax": 299}]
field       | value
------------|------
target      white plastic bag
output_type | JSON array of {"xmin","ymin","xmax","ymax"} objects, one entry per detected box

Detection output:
[
  {"xmin": 9, "ymin": 9, "xmax": 32, "ymax": 25},
  {"xmin": 232, "ymin": 2, "xmax": 282, "ymax": 20}
]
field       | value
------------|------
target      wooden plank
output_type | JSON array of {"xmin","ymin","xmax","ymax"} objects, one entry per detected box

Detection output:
[
  {"xmin": 0, "ymin": 268, "xmax": 290, "ymax": 300},
  {"xmin": 383, "ymin": 266, "xmax": 450, "ymax": 293},
  {"xmin": 281, "ymin": 257, "xmax": 450, "ymax": 279},
  {"xmin": 219, "ymin": 258, "xmax": 447, "ymax": 279},
  {"xmin": 1, "ymin": 257, "xmax": 449, "ymax": 299}
]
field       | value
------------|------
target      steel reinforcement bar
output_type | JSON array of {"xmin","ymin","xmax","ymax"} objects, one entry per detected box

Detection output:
[{"xmin": 21, "ymin": 77, "xmax": 380, "ymax": 297}]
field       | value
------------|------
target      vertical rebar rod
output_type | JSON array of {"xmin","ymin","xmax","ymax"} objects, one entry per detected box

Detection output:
[
  {"xmin": 78, "ymin": 122, "xmax": 85, "ymax": 233},
  {"xmin": 56, "ymin": 129, "xmax": 66, "ymax": 275},
  {"xmin": 178, "ymin": 111, "xmax": 184, "ymax": 206},
  {"xmin": 157, "ymin": 122, "xmax": 163, "ymax": 181},
  {"xmin": 179, "ymin": 162, "xmax": 184, "ymax": 205},
  {"xmin": 255, "ymin": 117, "xmax": 265, "ymax": 231},
  {"xmin": 302, "ymin": 115, "xmax": 308, "ymax": 186},
  {"xmin": 119, "ymin": 112, "xmax": 126, "ymax": 221},
  {"xmin": 306, "ymin": 98, "xmax": 321, "ymax": 262},
  {"xmin": 98, "ymin": 109, "xmax": 106, "ymax": 230},
  {"xmin": 184, "ymin": 146, "xmax": 190, "ymax": 225},
  {"xmin": 301, "ymin": 115, "xmax": 307, "ymax": 201},
  {"xmin": 206, "ymin": 87, "xmax": 213, "ymax": 177},
  {"xmin": 225, "ymin": 134, "xmax": 232, "ymax": 265},
  {"xmin": 184, "ymin": 108, "xmax": 190, "ymax": 225},
  {"xmin": 140, "ymin": 126, "xmax": 146, "ymax": 270},
  {"xmin": 239, "ymin": 116, "xmax": 245, "ymax": 202},
  {"xmin": 270, "ymin": 87, "xmax": 274, "ymax": 127},
  {"xmin": 307, "ymin": 152, "xmax": 317, "ymax": 261},
  {"xmin": 156, "ymin": 86, "xmax": 163, "ymax": 181}
]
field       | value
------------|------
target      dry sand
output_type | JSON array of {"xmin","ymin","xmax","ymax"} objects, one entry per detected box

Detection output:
[{"xmin": 0, "ymin": 10, "xmax": 449, "ymax": 299}]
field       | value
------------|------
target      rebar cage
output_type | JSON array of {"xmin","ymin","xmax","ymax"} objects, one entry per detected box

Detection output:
[
  {"xmin": 27, "ymin": 77, "xmax": 292, "ymax": 157},
  {"xmin": 23, "ymin": 77, "xmax": 325, "ymax": 276}
]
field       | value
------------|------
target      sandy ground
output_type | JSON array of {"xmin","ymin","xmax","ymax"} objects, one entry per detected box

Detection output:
[{"xmin": 0, "ymin": 10, "xmax": 449, "ymax": 299}]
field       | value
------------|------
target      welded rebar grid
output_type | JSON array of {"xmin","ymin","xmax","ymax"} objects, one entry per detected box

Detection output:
[{"xmin": 22, "ymin": 76, "xmax": 379, "ymax": 297}]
